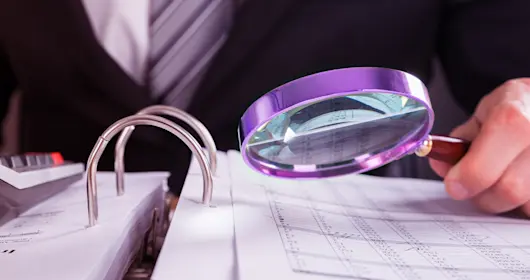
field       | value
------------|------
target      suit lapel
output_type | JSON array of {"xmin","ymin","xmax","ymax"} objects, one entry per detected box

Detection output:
[
  {"xmin": 189, "ymin": 0, "xmax": 298, "ymax": 111},
  {"xmin": 40, "ymin": 0, "xmax": 153, "ymax": 114}
]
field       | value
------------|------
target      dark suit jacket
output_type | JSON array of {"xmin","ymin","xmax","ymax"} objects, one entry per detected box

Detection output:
[{"xmin": 1, "ymin": 0, "xmax": 530, "ymax": 195}]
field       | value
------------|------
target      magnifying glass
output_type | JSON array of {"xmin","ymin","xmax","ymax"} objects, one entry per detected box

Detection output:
[{"xmin": 238, "ymin": 67, "xmax": 470, "ymax": 178}]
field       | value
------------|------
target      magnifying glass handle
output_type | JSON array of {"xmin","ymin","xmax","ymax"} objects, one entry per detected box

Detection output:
[{"xmin": 415, "ymin": 135, "xmax": 471, "ymax": 165}]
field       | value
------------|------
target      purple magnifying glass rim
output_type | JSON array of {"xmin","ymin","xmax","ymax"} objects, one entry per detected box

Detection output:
[{"xmin": 238, "ymin": 67, "xmax": 435, "ymax": 178}]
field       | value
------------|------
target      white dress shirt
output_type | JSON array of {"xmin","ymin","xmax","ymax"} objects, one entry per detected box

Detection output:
[{"xmin": 82, "ymin": 0, "xmax": 150, "ymax": 84}]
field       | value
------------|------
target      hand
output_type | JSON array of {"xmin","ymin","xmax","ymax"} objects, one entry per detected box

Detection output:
[{"xmin": 430, "ymin": 78, "xmax": 530, "ymax": 215}]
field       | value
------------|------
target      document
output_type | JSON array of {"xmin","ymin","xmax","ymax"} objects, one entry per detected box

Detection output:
[
  {"xmin": 151, "ymin": 151, "xmax": 238, "ymax": 280},
  {"xmin": 0, "ymin": 172, "xmax": 168, "ymax": 280},
  {"xmin": 228, "ymin": 152, "xmax": 530, "ymax": 280}
]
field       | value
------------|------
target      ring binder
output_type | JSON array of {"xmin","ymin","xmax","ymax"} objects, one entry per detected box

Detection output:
[
  {"xmin": 114, "ymin": 105, "xmax": 218, "ymax": 196},
  {"xmin": 85, "ymin": 114, "xmax": 213, "ymax": 227}
]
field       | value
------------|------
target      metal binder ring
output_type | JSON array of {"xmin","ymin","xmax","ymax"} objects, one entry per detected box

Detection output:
[
  {"xmin": 114, "ymin": 105, "xmax": 217, "ymax": 196},
  {"xmin": 86, "ymin": 114, "xmax": 213, "ymax": 227}
]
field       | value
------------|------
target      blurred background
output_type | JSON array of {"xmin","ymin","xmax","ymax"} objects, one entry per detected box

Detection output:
[{"xmin": 1, "ymin": 90, "xmax": 19, "ymax": 155}]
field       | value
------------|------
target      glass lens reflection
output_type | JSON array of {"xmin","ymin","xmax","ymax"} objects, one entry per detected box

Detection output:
[{"xmin": 246, "ymin": 92, "xmax": 429, "ymax": 169}]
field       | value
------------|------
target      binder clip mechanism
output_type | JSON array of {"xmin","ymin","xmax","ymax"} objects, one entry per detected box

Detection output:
[{"xmin": 85, "ymin": 105, "xmax": 218, "ymax": 227}]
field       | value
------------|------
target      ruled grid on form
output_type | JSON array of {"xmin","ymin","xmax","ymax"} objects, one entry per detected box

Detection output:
[{"xmin": 228, "ymin": 151, "xmax": 530, "ymax": 280}]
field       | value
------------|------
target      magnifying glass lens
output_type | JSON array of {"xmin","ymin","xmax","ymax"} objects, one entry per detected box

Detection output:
[{"xmin": 245, "ymin": 92, "xmax": 430, "ymax": 170}]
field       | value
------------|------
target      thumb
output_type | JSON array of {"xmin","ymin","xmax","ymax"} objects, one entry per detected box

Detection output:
[{"xmin": 428, "ymin": 116, "xmax": 481, "ymax": 178}]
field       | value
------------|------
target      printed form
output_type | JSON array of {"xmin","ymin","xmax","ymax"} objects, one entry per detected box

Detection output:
[
  {"xmin": 0, "ymin": 172, "xmax": 168, "ymax": 280},
  {"xmin": 228, "ymin": 151, "xmax": 530, "ymax": 280}
]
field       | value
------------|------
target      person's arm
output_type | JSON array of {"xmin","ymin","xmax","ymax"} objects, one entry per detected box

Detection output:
[
  {"xmin": 437, "ymin": 0, "xmax": 530, "ymax": 114},
  {"xmin": 434, "ymin": 0, "xmax": 530, "ymax": 215},
  {"xmin": 0, "ymin": 44, "xmax": 17, "ymax": 146}
]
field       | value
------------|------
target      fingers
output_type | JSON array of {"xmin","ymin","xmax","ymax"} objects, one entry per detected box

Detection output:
[
  {"xmin": 450, "ymin": 115, "xmax": 482, "ymax": 141},
  {"xmin": 474, "ymin": 79, "xmax": 530, "ymax": 122},
  {"xmin": 444, "ymin": 99, "xmax": 530, "ymax": 200},
  {"xmin": 429, "ymin": 158, "xmax": 450, "ymax": 178},
  {"xmin": 520, "ymin": 202, "xmax": 530, "ymax": 217},
  {"xmin": 429, "ymin": 78, "xmax": 530, "ymax": 216},
  {"xmin": 471, "ymin": 146, "xmax": 530, "ymax": 214},
  {"xmin": 428, "ymin": 116, "xmax": 481, "ymax": 178},
  {"xmin": 429, "ymin": 79, "xmax": 530, "ymax": 180}
]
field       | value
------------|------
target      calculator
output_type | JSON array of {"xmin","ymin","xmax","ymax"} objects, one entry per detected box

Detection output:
[{"xmin": 0, "ymin": 152, "xmax": 84, "ymax": 225}]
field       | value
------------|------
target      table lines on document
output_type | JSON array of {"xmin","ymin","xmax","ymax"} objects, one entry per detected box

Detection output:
[{"xmin": 265, "ymin": 180, "xmax": 530, "ymax": 280}]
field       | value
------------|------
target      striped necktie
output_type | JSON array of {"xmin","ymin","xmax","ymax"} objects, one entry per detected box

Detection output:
[{"xmin": 148, "ymin": 0, "xmax": 234, "ymax": 109}]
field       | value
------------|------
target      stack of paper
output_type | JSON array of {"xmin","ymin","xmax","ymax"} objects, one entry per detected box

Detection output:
[
  {"xmin": 152, "ymin": 151, "xmax": 237, "ymax": 280},
  {"xmin": 1, "ymin": 171, "xmax": 168, "ymax": 280},
  {"xmin": 154, "ymin": 150, "xmax": 530, "ymax": 280}
]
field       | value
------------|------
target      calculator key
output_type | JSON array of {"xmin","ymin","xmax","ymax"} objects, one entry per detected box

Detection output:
[
  {"xmin": 50, "ymin": 152, "xmax": 64, "ymax": 165},
  {"xmin": 8, "ymin": 156, "xmax": 24, "ymax": 168},
  {"xmin": 35, "ymin": 154, "xmax": 48, "ymax": 165},
  {"xmin": 24, "ymin": 152, "xmax": 64, "ymax": 166},
  {"xmin": 0, "ymin": 152, "xmax": 66, "ymax": 170},
  {"xmin": 23, "ymin": 155, "xmax": 38, "ymax": 166},
  {"xmin": 0, "ymin": 157, "xmax": 9, "ymax": 167}
]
